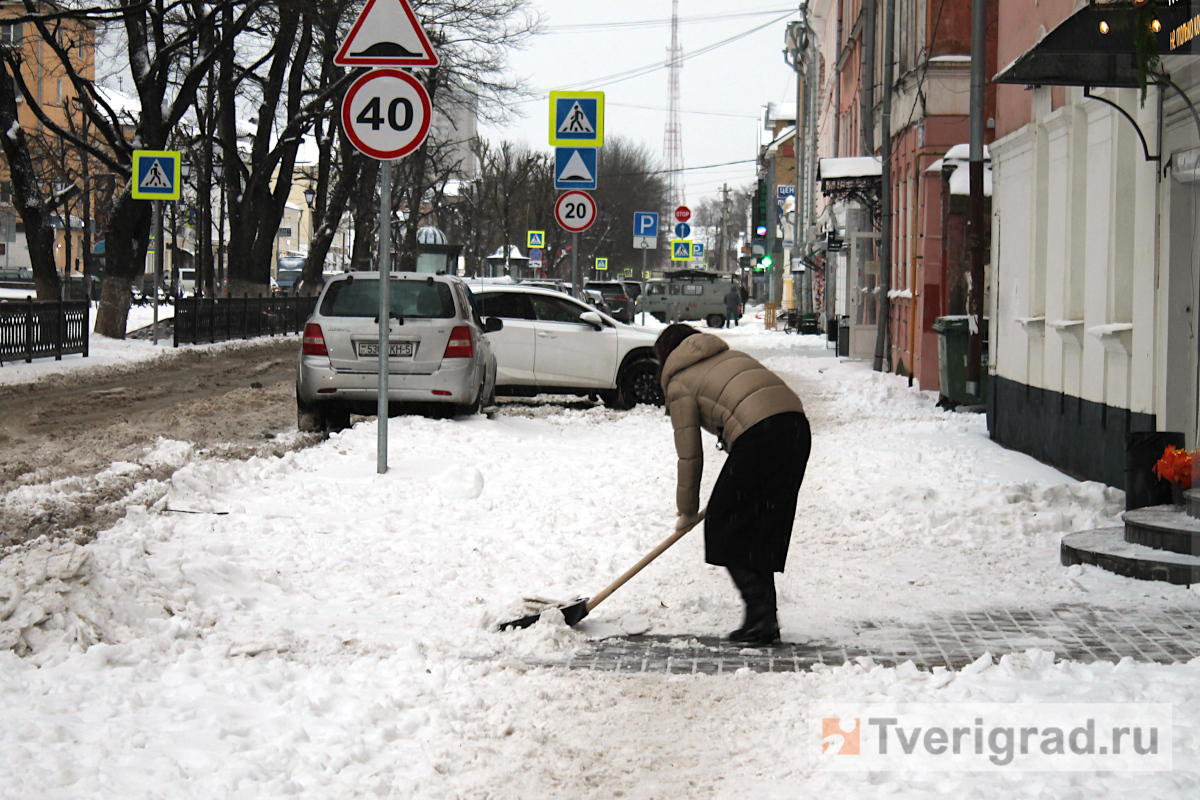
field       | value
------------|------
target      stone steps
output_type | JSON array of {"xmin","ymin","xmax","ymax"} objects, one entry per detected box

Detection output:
[
  {"xmin": 1062, "ymin": 494, "xmax": 1200, "ymax": 585},
  {"xmin": 1123, "ymin": 505, "xmax": 1200, "ymax": 555}
]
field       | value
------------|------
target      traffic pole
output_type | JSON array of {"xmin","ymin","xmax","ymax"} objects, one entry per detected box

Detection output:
[
  {"xmin": 152, "ymin": 200, "xmax": 163, "ymax": 345},
  {"xmin": 572, "ymin": 232, "xmax": 579, "ymax": 298},
  {"xmin": 377, "ymin": 164, "xmax": 392, "ymax": 475}
]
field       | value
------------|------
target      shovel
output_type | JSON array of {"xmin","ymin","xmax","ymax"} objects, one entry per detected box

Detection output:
[{"xmin": 499, "ymin": 512, "xmax": 705, "ymax": 631}]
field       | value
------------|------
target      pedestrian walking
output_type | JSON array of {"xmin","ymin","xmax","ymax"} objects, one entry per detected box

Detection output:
[
  {"xmin": 654, "ymin": 324, "xmax": 811, "ymax": 643},
  {"xmin": 723, "ymin": 285, "xmax": 742, "ymax": 328}
]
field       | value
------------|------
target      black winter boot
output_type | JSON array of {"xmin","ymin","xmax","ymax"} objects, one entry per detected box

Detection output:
[{"xmin": 727, "ymin": 568, "xmax": 780, "ymax": 644}]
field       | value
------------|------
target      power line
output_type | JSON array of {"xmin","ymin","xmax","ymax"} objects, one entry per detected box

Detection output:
[
  {"xmin": 610, "ymin": 101, "xmax": 759, "ymax": 120},
  {"xmin": 549, "ymin": 11, "xmax": 796, "ymax": 93},
  {"xmin": 543, "ymin": 8, "xmax": 797, "ymax": 33}
]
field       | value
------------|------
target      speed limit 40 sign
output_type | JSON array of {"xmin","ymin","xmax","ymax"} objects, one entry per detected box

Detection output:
[
  {"xmin": 555, "ymin": 190, "xmax": 597, "ymax": 233},
  {"xmin": 342, "ymin": 69, "xmax": 432, "ymax": 160}
]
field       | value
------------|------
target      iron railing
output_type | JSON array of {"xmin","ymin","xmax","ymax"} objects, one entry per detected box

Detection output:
[
  {"xmin": 0, "ymin": 297, "xmax": 89, "ymax": 364},
  {"xmin": 173, "ymin": 295, "xmax": 317, "ymax": 347}
]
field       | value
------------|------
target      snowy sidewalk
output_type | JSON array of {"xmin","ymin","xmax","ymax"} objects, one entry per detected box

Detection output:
[
  {"xmin": 2, "ymin": 322, "xmax": 1199, "ymax": 798},
  {"xmin": 535, "ymin": 603, "xmax": 1200, "ymax": 673}
]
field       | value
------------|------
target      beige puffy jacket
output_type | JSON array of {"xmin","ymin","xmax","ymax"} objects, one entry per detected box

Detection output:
[{"xmin": 660, "ymin": 333, "xmax": 805, "ymax": 515}]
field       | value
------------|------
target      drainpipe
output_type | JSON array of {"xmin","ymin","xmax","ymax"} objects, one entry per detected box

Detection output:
[
  {"xmin": 966, "ymin": 0, "xmax": 987, "ymax": 398},
  {"xmin": 861, "ymin": 0, "xmax": 876, "ymax": 156},
  {"xmin": 873, "ymin": 0, "xmax": 894, "ymax": 373}
]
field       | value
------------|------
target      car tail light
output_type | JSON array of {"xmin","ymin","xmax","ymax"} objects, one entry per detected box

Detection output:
[
  {"xmin": 302, "ymin": 323, "xmax": 327, "ymax": 356},
  {"xmin": 443, "ymin": 326, "xmax": 473, "ymax": 358}
]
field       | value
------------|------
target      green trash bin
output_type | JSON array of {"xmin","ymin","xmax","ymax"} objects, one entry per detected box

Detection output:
[{"xmin": 933, "ymin": 316, "xmax": 988, "ymax": 405}]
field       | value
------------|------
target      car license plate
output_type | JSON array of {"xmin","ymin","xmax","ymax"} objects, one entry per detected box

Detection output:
[{"xmin": 358, "ymin": 341, "xmax": 414, "ymax": 357}]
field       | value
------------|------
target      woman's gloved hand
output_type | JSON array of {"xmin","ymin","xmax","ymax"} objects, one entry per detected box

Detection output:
[{"xmin": 675, "ymin": 508, "xmax": 706, "ymax": 532}]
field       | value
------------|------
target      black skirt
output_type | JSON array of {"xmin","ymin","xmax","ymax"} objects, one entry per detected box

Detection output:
[{"xmin": 704, "ymin": 412, "xmax": 811, "ymax": 572}]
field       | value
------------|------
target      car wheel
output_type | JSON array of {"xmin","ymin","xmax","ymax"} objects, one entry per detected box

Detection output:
[
  {"xmin": 456, "ymin": 380, "xmax": 486, "ymax": 417},
  {"xmin": 611, "ymin": 359, "xmax": 663, "ymax": 409},
  {"xmin": 707, "ymin": 314, "xmax": 725, "ymax": 329},
  {"xmin": 297, "ymin": 388, "xmax": 326, "ymax": 433},
  {"xmin": 326, "ymin": 405, "xmax": 352, "ymax": 433}
]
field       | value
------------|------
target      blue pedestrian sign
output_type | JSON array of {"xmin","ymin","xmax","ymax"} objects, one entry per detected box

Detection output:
[
  {"xmin": 674, "ymin": 222, "xmax": 691, "ymax": 240},
  {"xmin": 693, "ymin": 243, "xmax": 706, "ymax": 259},
  {"xmin": 131, "ymin": 150, "xmax": 181, "ymax": 201},
  {"xmin": 554, "ymin": 147, "xmax": 597, "ymax": 190},
  {"xmin": 671, "ymin": 240, "xmax": 693, "ymax": 261},
  {"xmin": 549, "ymin": 91, "xmax": 604, "ymax": 147},
  {"xmin": 633, "ymin": 211, "xmax": 658, "ymax": 250},
  {"xmin": 527, "ymin": 231, "xmax": 545, "ymax": 249}
]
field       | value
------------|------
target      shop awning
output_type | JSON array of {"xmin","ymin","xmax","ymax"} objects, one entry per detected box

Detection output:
[
  {"xmin": 818, "ymin": 157, "xmax": 882, "ymax": 180},
  {"xmin": 818, "ymin": 157, "xmax": 882, "ymax": 224},
  {"xmin": 994, "ymin": 1, "xmax": 1200, "ymax": 89}
]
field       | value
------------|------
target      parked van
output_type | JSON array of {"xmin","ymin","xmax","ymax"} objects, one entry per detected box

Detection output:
[
  {"xmin": 177, "ymin": 268, "xmax": 197, "ymax": 296},
  {"xmin": 636, "ymin": 269, "xmax": 739, "ymax": 328}
]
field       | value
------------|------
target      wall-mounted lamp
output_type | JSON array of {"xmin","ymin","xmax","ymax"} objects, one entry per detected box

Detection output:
[{"xmin": 1099, "ymin": 20, "xmax": 1110, "ymax": 35}]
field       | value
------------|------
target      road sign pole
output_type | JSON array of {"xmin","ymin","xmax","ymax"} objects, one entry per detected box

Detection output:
[
  {"xmin": 152, "ymin": 200, "xmax": 163, "ymax": 345},
  {"xmin": 572, "ymin": 232, "xmax": 579, "ymax": 298},
  {"xmin": 377, "ymin": 164, "xmax": 392, "ymax": 475}
]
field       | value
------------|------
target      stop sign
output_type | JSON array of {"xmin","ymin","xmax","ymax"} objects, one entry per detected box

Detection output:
[{"xmin": 674, "ymin": 206, "xmax": 691, "ymax": 223}]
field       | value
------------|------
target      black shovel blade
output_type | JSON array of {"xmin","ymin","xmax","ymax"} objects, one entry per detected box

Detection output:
[{"xmin": 498, "ymin": 598, "xmax": 590, "ymax": 631}]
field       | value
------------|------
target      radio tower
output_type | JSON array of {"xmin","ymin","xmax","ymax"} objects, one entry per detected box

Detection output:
[{"xmin": 664, "ymin": 0, "xmax": 684, "ymax": 208}]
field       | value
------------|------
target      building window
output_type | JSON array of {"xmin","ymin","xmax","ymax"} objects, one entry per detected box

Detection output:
[
  {"xmin": 0, "ymin": 181, "xmax": 10, "ymax": 205},
  {"xmin": 0, "ymin": 22, "xmax": 22, "ymax": 45},
  {"xmin": 277, "ymin": 226, "xmax": 293, "ymax": 238}
]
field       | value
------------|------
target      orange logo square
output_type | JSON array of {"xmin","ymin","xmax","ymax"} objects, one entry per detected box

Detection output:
[{"xmin": 822, "ymin": 718, "xmax": 860, "ymax": 755}]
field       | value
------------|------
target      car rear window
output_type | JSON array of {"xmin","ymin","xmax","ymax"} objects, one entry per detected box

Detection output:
[{"xmin": 320, "ymin": 279, "xmax": 456, "ymax": 319}]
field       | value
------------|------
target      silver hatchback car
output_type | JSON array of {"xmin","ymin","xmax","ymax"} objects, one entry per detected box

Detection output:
[{"xmin": 296, "ymin": 272, "xmax": 502, "ymax": 432}]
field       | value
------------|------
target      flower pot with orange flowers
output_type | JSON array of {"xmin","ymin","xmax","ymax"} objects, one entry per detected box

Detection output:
[{"xmin": 1153, "ymin": 445, "xmax": 1195, "ymax": 507}]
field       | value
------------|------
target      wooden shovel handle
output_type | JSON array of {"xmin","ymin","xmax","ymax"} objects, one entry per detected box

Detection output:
[{"xmin": 585, "ymin": 511, "xmax": 705, "ymax": 613}]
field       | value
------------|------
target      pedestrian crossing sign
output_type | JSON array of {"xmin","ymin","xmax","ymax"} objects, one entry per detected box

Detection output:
[
  {"xmin": 549, "ymin": 91, "xmax": 604, "ymax": 147},
  {"xmin": 596, "ymin": 258, "xmax": 608, "ymax": 271},
  {"xmin": 528, "ymin": 230, "xmax": 545, "ymax": 249},
  {"xmin": 671, "ymin": 240, "xmax": 693, "ymax": 261},
  {"xmin": 131, "ymin": 150, "xmax": 181, "ymax": 200}
]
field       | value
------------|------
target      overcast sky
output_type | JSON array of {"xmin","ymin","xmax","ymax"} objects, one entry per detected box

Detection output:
[{"xmin": 478, "ymin": 2, "xmax": 803, "ymax": 207}]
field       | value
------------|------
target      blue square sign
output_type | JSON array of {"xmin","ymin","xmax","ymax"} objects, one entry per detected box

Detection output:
[
  {"xmin": 555, "ymin": 147, "xmax": 598, "ymax": 190},
  {"xmin": 549, "ymin": 91, "xmax": 604, "ymax": 147}
]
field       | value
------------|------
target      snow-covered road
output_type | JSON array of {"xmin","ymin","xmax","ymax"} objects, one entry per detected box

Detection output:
[{"xmin": 1, "ymin": 321, "xmax": 1198, "ymax": 797}]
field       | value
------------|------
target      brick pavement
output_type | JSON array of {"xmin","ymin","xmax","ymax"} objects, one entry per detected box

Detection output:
[{"xmin": 527, "ymin": 605, "xmax": 1200, "ymax": 674}]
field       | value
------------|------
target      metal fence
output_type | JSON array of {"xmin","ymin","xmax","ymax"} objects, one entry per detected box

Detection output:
[
  {"xmin": 173, "ymin": 295, "xmax": 317, "ymax": 347},
  {"xmin": 0, "ymin": 297, "xmax": 90, "ymax": 364}
]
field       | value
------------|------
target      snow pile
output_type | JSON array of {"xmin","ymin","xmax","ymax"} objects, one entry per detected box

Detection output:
[{"xmin": 1, "ymin": 325, "xmax": 1198, "ymax": 796}]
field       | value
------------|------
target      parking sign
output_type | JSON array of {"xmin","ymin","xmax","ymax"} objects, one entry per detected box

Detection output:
[{"xmin": 633, "ymin": 211, "xmax": 658, "ymax": 250}]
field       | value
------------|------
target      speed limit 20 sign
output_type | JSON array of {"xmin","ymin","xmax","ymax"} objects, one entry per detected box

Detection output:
[
  {"xmin": 342, "ymin": 69, "xmax": 432, "ymax": 160},
  {"xmin": 555, "ymin": 190, "xmax": 597, "ymax": 233}
]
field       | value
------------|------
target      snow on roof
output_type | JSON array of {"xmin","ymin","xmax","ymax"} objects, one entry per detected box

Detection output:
[
  {"xmin": 942, "ymin": 143, "xmax": 990, "ymax": 162},
  {"xmin": 95, "ymin": 85, "xmax": 139, "ymax": 117},
  {"xmin": 948, "ymin": 162, "xmax": 993, "ymax": 197},
  {"xmin": 819, "ymin": 156, "xmax": 882, "ymax": 179}
]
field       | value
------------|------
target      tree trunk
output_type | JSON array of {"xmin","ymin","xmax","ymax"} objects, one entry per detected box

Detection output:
[
  {"xmin": 93, "ymin": 193, "xmax": 152, "ymax": 338},
  {"xmin": 95, "ymin": 275, "xmax": 133, "ymax": 338}
]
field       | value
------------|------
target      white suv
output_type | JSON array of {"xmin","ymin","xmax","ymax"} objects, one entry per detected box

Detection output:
[
  {"xmin": 297, "ymin": 272, "xmax": 501, "ymax": 431},
  {"xmin": 471, "ymin": 284, "xmax": 663, "ymax": 409}
]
